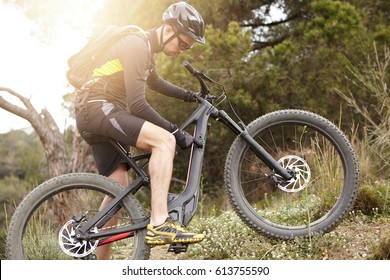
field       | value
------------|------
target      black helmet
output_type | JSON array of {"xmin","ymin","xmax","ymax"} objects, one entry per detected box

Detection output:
[{"xmin": 162, "ymin": 2, "xmax": 206, "ymax": 44}]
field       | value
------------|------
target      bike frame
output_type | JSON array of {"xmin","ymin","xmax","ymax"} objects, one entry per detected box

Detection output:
[{"xmin": 75, "ymin": 63, "xmax": 293, "ymax": 245}]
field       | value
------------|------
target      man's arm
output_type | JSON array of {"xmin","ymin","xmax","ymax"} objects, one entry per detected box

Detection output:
[
  {"xmin": 121, "ymin": 36, "xmax": 175, "ymax": 132},
  {"xmin": 146, "ymin": 67, "xmax": 194, "ymax": 102}
]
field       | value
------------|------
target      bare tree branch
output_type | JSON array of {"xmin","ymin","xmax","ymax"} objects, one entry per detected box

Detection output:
[
  {"xmin": 241, "ymin": 9, "xmax": 306, "ymax": 51},
  {"xmin": 241, "ymin": 11, "xmax": 302, "ymax": 28},
  {"xmin": 0, "ymin": 88, "xmax": 30, "ymax": 120},
  {"xmin": 252, "ymin": 34, "xmax": 290, "ymax": 50},
  {"xmin": 0, "ymin": 87, "xmax": 39, "ymax": 117}
]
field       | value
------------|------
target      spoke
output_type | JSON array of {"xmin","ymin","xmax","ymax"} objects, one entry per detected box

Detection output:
[
  {"xmin": 256, "ymin": 131, "xmax": 278, "ymax": 157},
  {"xmin": 242, "ymin": 152, "xmax": 269, "ymax": 176},
  {"xmin": 240, "ymin": 176, "xmax": 268, "ymax": 185},
  {"xmin": 243, "ymin": 182, "xmax": 271, "ymax": 197}
]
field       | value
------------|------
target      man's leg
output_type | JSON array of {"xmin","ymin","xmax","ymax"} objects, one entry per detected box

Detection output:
[
  {"xmin": 135, "ymin": 122, "xmax": 176, "ymax": 226},
  {"xmin": 97, "ymin": 121, "xmax": 175, "ymax": 259},
  {"xmin": 96, "ymin": 163, "xmax": 128, "ymax": 260},
  {"xmin": 137, "ymin": 122, "xmax": 204, "ymax": 245}
]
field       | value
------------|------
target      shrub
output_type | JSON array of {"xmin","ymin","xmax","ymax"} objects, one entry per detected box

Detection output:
[
  {"xmin": 375, "ymin": 229, "xmax": 390, "ymax": 259},
  {"xmin": 354, "ymin": 182, "xmax": 390, "ymax": 215}
]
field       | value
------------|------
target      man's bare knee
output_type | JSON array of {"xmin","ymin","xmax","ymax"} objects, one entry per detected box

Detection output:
[
  {"xmin": 158, "ymin": 132, "xmax": 176, "ymax": 154},
  {"xmin": 136, "ymin": 122, "xmax": 176, "ymax": 154}
]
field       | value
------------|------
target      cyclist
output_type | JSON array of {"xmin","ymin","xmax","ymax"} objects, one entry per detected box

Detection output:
[{"xmin": 75, "ymin": 2, "xmax": 205, "ymax": 259}]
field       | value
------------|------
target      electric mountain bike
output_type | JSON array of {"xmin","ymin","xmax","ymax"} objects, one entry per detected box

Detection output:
[{"xmin": 6, "ymin": 61, "xmax": 359, "ymax": 260}]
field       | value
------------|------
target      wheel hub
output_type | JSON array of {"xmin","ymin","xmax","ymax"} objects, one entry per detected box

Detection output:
[
  {"xmin": 58, "ymin": 218, "xmax": 98, "ymax": 258},
  {"xmin": 275, "ymin": 155, "xmax": 311, "ymax": 193}
]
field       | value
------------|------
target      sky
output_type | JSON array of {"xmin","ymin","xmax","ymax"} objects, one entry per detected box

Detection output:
[{"xmin": 0, "ymin": 1, "xmax": 103, "ymax": 134}]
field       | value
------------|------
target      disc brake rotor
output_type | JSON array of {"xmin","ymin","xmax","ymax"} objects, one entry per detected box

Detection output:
[
  {"xmin": 58, "ymin": 219, "xmax": 98, "ymax": 258},
  {"xmin": 275, "ymin": 155, "xmax": 311, "ymax": 193}
]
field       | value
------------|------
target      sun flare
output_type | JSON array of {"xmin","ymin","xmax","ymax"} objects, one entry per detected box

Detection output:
[{"xmin": 0, "ymin": 0, "xmax": 105, "ymax": 132}]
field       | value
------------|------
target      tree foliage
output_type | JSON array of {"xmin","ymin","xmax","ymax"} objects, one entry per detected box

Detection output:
[{"xmin": 0, "ymin": 130, "xmax": 46, "ymax": 180}]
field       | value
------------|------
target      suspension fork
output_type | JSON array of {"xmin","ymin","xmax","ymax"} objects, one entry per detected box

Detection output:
[{"xmin": 216, "ymin": 110, "xmax": 292, "ymax": 180}]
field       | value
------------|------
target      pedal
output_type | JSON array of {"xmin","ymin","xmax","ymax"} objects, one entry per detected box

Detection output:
[{"xmin": 168, "ymin": 242, "xmax": 188, "ymax": 254}]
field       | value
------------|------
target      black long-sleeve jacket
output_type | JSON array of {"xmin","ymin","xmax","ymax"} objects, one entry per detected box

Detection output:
[{"xmin": 87, "ymin": 29, "xmax": 191, "ymax": 132}]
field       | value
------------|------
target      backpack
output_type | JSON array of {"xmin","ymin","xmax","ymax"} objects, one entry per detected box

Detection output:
[{"xmin": 66, "ymin": 25, "xmax": 145, "ymax": 90}]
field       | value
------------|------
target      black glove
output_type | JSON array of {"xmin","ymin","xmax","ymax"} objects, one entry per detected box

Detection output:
[
  {"xmin": 172, "ymin": 126, "xmax": 194, "ymax": 149},
  {"xmin": 185, "ymin": 90, "xmax": 199, "ymax": 102}
]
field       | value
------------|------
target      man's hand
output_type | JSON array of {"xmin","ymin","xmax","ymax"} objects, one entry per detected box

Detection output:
[
  {"xmin": 172, "ymin": 127, "xmax": 194, "ymax": 149},
  {"xmin": 185, "ymin": 90, "xmax": 199, "ymax": 102}
]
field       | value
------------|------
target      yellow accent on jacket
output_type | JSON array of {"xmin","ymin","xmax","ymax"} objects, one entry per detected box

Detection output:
[{"xmin": 92, "ymin": 59, "xmax": 123, "ymax": 77}]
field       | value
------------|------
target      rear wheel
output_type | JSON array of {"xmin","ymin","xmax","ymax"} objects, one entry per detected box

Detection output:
[
  {"xmin": 224, "ymin": 110, "xmax": 359, "ymax": 239},
  {"xmin": 6, "ymin": 173, "xmax": 150, "ymax": 260}
]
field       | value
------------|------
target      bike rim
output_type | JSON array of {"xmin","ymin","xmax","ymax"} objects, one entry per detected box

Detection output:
[
  {"xmin": 20, "ymin": 185, "xmax": 141, "ymax": 260},
  {"xmin": 238, "ymin": 120, "xmax": 349, "ymax": 230}
]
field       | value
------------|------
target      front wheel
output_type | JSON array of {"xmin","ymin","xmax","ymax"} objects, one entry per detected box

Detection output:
[
  {"xmin": 6, "ymin": 173, "xmax": 150, "ymax": 260},
  {"xmin": 224, "ymin": 110, "xmax": 359, "ymax": 239}
]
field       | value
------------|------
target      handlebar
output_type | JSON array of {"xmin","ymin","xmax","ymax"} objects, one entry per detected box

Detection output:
[
  {"xmin": 183, "ymin": 60, "xmax": 227, "ymax": 107},
  {"xmin": 183, "ymin": 60, "xmax": 197, "ymax": 75},
  {"xmin": 183, "ymin": 60, "xmax": 210, "ymax": 97},
  {"xmin": 183, "ymin": 61, "xmax": 241, "ymax": 133}
]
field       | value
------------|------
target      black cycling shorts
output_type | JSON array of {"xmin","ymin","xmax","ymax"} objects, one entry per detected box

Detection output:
[{"xmin": 76, "ymin": 101, "xmax": 145, "ymax": 176}]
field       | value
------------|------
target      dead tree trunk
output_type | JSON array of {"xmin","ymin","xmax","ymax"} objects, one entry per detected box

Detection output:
[
  {"xmin": 0, "ymin": 87, "xmax": 68, "ymax": 176},
  {"xmin": 0, "ymin": 87, "xmax": 96, "ymax": 224}
]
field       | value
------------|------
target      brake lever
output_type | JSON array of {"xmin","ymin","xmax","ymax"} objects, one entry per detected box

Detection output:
[{"xmin": 199, "ymin": 71, "xmax": 214, "ymax": 83}]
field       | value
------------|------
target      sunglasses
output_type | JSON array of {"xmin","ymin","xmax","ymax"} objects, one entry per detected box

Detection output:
[{"xmin": 175, "ymin": 33, "xmax": 192, "ymax": 51}]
